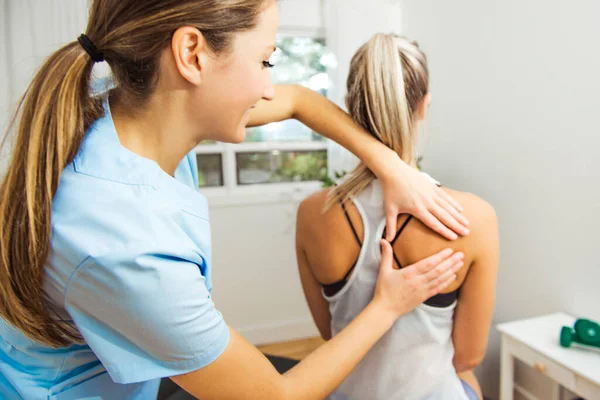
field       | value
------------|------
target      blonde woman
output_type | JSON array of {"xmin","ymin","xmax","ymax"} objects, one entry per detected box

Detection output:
[
  {"xmin": 0, "ymin": 2, "xmax": 471, "ymax": 399},
  {"xmin": 297, "ymin": 34, "xmax": 499, "ymax": 400}
]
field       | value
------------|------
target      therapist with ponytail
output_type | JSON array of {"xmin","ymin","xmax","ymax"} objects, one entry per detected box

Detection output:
[{"xmin": 0, "ymin": 1, "xmax": 468, "ymax": 399}]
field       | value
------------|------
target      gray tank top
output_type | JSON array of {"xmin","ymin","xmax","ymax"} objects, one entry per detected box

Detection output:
[{"xmin": 324, "ymin": 179, "xmax": 469, "ymax": 400}]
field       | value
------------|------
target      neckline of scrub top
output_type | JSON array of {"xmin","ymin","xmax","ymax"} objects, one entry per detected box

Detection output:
[{"xmin": 73, "ymin": 96, "xmax": 209, "ymax": 219}]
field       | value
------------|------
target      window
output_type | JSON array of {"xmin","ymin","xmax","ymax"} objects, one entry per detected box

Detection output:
[
  {"xmin": 236, "ymin": 150, "xmax": 327, "ymax": 185},
  {"xmin": 196, "ymin": 153, "xmax": 223, "ymax": 187},
  {"xmin": 196, "ymin": 36, "xmax": 333, "ymax": 193}
]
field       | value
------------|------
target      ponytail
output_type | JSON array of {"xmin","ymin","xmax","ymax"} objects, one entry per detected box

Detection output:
[
  {"xmin": 0, "ymin": 42, "xmax": 103, "ymax": 347},
  {"xmin": 327, "ymin": 34, "xmax": 429, "ymax": 209}
]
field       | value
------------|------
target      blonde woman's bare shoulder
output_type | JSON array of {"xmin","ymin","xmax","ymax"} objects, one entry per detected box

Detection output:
[
  {"xmin": 395, "ymin": 187, "xmax": 496, "ymax": 260},
  {"xmin": 296, "ymin": 188, "xmax": 332, "ymax": 237},
  {"xmin": 394, "ymin": 187, "xmax": 497, "ymax": 292},
  {"xmin": 441, "ymin": 188, "xmax": 497, "ymax": 230},
  {"xmin": 297, "ymin": 188, "xmax": 339, "ymax": 221}
]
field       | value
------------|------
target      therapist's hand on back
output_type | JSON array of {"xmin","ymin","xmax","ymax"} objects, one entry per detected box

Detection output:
[
  {"xmin": 373, "ymin": 240, "xmax": 464, "ymax": 318},
  {"xmin": 171, "ymin": 241, "xmax": 464, "ymax": 400}
]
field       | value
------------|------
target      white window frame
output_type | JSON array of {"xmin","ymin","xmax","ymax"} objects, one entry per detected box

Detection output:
[{"xmin": 197, "ymin": 28, "xmax": 332, "ymax": 204}]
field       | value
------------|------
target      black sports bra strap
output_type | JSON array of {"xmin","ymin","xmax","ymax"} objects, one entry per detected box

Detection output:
[
  {"xmin": 392, "ymin": 253, "xmax": 403, "ymax": 269},
  {"xmin": 390, "ymin": 215, "xmax": 413, "ymax": 246},
  {"xmin": 340, "ymin": 199, "xmax": 362, "ymax": 247},
  {"xmin": 341, "ymin": 264, "xmax": 356, "ymax": 281},
  {"xmin": 388, "ymin": 215, "xmax": 413, "ymax": 269}
]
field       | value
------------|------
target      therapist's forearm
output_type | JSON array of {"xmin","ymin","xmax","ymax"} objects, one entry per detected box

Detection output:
[
  {"xmin": 281, "ymin": 301, "xmax": 396, "ymax": 400},
  {"xmin": 291, "ymin": 84, "xmax": 403, "ymax": 179},
  {"xmin": 248, "ymin": 85, "xmax": 404, "ymax": 178}
]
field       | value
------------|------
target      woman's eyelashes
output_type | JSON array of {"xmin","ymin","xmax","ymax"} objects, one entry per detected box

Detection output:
[{"xmin": 262, "ymin": 60, "xmax": 275, "ymax": 68}]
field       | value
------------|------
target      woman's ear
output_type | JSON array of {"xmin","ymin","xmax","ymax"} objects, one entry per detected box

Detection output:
[
  {"xmin": 171, "ymin": 26, "xmax": 209, "ymax": 85},
  {"xmin": 416, "ymin": 92, "xmax": 432, "ymax": 121}
]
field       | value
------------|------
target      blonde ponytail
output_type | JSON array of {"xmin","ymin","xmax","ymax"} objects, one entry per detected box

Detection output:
[{"xmin": 327, "ymin": 34, "xmax": 429, "ymax": 208}]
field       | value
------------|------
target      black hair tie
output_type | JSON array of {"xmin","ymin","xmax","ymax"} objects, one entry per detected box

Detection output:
[{"xmin": 77, "ymin": 34, "xmax": 104, "ymax": 63}]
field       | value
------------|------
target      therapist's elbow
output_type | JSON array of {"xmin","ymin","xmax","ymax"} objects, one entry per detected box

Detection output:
[{"xmin": 453, "ymin": 353, "xmax": 484, "ymax": 373}]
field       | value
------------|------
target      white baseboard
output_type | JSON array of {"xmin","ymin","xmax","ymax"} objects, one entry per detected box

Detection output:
[{"xmin": 238, "ymin": 318, "xmax": 321, "ymax": 346}]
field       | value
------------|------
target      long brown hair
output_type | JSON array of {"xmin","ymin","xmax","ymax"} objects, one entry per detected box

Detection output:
[
  {"xmin": 0, "ymin": 0, "xmax": 269, "ymax": 348},
  {"xmin": 328, "ymin": 34, "xmax": 429, "ymax": 207}
]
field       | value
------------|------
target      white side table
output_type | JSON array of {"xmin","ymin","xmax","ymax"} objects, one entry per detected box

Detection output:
[{"xmin": 497, "ymin": 313, "xmax": 600, "ymax": 400}]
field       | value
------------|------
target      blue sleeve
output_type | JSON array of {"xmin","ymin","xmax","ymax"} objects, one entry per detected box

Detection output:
[
  {"xmin": 64, "ymin": 244, "xmax": 230, "ymax": 384},
  {"xmin": 188, "ymin": 150, "xmax": 199, "ymax": 189},
  {"xmin": 173, "ymin": 150, "xmax": 199, "ymax": 190}
]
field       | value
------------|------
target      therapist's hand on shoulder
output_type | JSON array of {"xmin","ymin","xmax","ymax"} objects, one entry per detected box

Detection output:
[
  {"xmin": 170, "ymin": 241, "xmax": 464, "ymax": 400},
  {"xmin": 377, "ymin": 151, "xmax": 470, "ymax": 242},
  {"xmin": 248, "ymin": 84, "xmax": 469, "ymax": 242}
]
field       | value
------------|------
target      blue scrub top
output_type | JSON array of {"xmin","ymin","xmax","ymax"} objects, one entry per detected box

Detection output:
[{"xmin": 0, "ymin": 99, "xmax": 230, "ymax": 399}]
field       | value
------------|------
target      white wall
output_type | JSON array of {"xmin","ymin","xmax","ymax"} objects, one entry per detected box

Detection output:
[
  {"xmin": 278, "ymin": 0, "xmax": 324, "ymax": 34},
  {"xmin": 0, "ymin": 0, "xmax": 89, "ymax": 174},
  {"xmin": 208, "ymin": 195, "xmax": 320, "ymax": 344},
  {"xmin": 400, "ymin": 0, "xmax": 600, "ymax": 398}
]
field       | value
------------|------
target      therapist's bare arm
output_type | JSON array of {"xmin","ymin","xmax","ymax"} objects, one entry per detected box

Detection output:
[
  {"xmin": 248, "ymin": 84, "xmax": 389, "ymax": 172},
  {"xmin": 171, "ymin": 245, "xmax": 465, "ymax": 400},
  {"xmin": 247, "ymin": 84, "xmax": 469, "ymax": 241}
]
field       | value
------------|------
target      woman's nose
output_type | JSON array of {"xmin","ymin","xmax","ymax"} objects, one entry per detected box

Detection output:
[{"xmin": 262, "ymin": 80, "xmax": 275, "ymax": 101}]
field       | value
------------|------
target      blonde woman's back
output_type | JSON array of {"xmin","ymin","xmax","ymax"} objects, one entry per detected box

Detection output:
[{"xmin": 296, "ymin": 178, "xmax": 498, "ymax": 399}]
